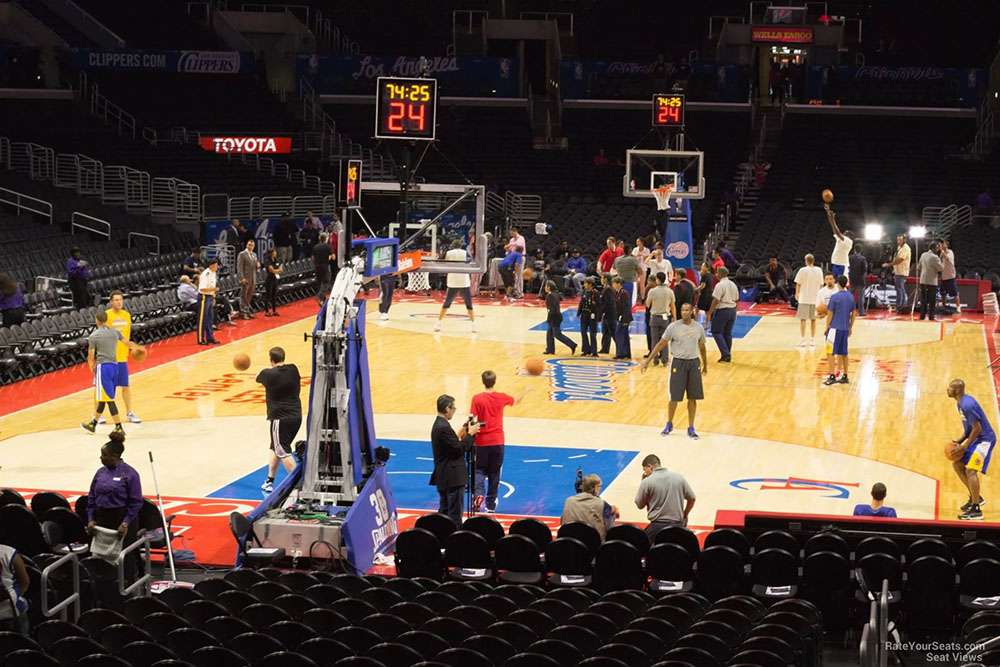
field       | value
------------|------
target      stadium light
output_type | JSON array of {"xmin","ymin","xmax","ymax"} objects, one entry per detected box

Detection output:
[
  {"xmin": 863, "ymin": 223, "xmax": 883, "ymax": 241},
  {"xmin": 909, "ymin": 225, "xmax": 927, "ymax": 239}
]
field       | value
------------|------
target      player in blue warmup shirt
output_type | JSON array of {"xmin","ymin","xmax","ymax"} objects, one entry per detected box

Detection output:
[
  {"xmin": 853, "ymin": 482, "xmax": 897, "ymax": 518},
  {"xmin": 823, "ymin": 275, "xmax": 855, "ymax": 386},
  {"xmin": 949, "ymin": 378, "xmax": 997, "ymax": 520}
]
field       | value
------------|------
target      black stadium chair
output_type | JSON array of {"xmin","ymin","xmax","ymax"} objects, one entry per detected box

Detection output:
[
  {"xmin": 256, "ymin": 652, "xmax": 319, "ymax": 667},
  {"xmin": 414, "ymin": 513, "xmax": 457, "ymax": 544},
  {"xmin": 905, "ymin": 538, "xmax": 952, "ymax": 564},
  {"xmin": 905, "ymin": 555, "xmax": 956, "ymax": 631},
  {"xmin": 435, "ymin": 647, "xmax": 490, "ymax": 667},
  {"xmin": 508, "ymin": 654, "xmax": 561, "ymax": 667},
  {"xmin": 34, "ymin": 619, "xmax": 87, "ymax": 651},
  {"xmin": 960, "ymin": 558, "xmax": 1000, "ymax": 610},
  {"xmin": 118, "ymin": 640, "xmax": 179, "ymax": 667},
  {"xmin": 606, "ymin": 524, "xmax": 651, "ymax": 556},
  {"xmin": 397, "ymin": 630, "xmax": 450, "ymax": 659},
  {"xmin": 358, "ymin": 587, "xmax": 405, "ymax": 613},
  {"xmin": 444, "ymin": 530, "xmax": 493, "ymax": 581},
  {"xmin": 509, "ymin": 518, "xmax": 553, "ymax": 550},
  {"xmin": 494, "ymin": 583, "xmax": 543, "ymax": 606},
  {"xmin": 190, "ymin": 645, "xmax": 251, "ymax": 667},
  {"xmin": 549, "ymin": 624, "xmax": 603, "ymax": 655},
  {"xmin": 509, "ymin": 608, "xmax": 557, "ymax": 634},
  {"xmin": 594, "ymin": 540, "xmax": 645, "ymax": 593},
  {"xmin": 298, "ymin": 638, "xmax": 354, "ymax": 666},
  {"xmin": 100, "ymin": 623, "xmax": 154, "ymax": 653},
  {"xmin": 958, "ymin": 540, "xmax": 1000, "ymax": 568},
  {"xmin": 696, "ymin": 546, "xmax": 744, "ymax": 600},
  {"xmin": 76, "ymin": 655, "xmax": 133, "ymax": 667},
  {"xmin": 332, "ymin": 598, "xmax": 378, "ymax": 624},
  {"xmin": 676, "ymin": 632, "xmax": 731, "ymax": 662},
  {"xmin": 4, "ymin": 650, "xmax": 60, "ymax": 667},
  {"xmin": 461, "ymin": 515, "xmax": 505, "ymax": 549},
  {"xmin": 382, "ymin": 577, "xmax": 425, "ymax": 601},
  {"xmin": 461, "ymin": 634, "xmax": 516, "ymax": 665},
  {"xmin": 368, "ymin": 642, "xmax": 424, "ymax": 667},
  {"xmin": 660, "ymin": 646, "xmax": 718, "ymax": 667},
  {"xmin": 547, "ymin": 587, "xmax": 593, "ymax": 611},
  {"xmin": 612, "ymin": 628, "xmax": 663, "ymax": 658},
  {"xmin": 422, "ymin": 616, "xmax": 474, "ymax": 645},
  {"xmin": 750, "ymin": 548, "xmax": 799, "ymax": 598},
  {"xmin": 590, "ymin": 600, "xmax": 635, "ymax": 626},
  {"xmin": 557, "ymin": 522, "xmax": 602, "ymax": 556},
  {"xmin": 654, "ymin": 526, "xmax": 701, "ymax": 560},
  {"xmin": 545, "ymin": 537, "xmax": 593, "ymax": 588},
  {"xmin": 437, "ymin": 581, "xmax": 481, "ymax": 604},
  {"xmin": 596, "ymin": 643, "xmax": 649, "ymax": 666},
  {"xmin": 647, "ymin": 542, "xmax": 695, "ymax": 594},
  {"xmin": 495, "ymin": 534, "xmax": 545, "ymax": 584},
  {"xmin": 159, "ymin": 586, "xmax": 204, "ymax": 613},
  {"xmin": 704, "ymin": 528, "xmax": 751, "ymax": 559},
  {"xmin": 804, "ymin": 531, "xmax": 850, "ymax": 559},
  {"xmin": 855, "ymin": 536, "xmax": 900, "ymax": 561},
  {"xmin": 753, "ymin": 530, "xmax": 799, "ymax": 558},
  {"xmin": 413, "ymin": 591, "xmax": 461, "ymax": 615}
]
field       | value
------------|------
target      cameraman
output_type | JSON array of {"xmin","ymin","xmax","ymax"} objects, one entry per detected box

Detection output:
[{"xmin": 430, "ymin": 394, "xmax": 480, "ymax": 526}]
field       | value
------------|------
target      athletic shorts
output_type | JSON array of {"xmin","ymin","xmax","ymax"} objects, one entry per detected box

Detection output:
[
  {"xmin": 95, "ymin": 363, "xmax": 117, "ymax": 402},
  {"xmin": 831, "ymin": 264, "xmax": 846, "ymax": 278},
  {"xmin": 962, "ymin": 439, "xmax": 996, "ymax": 475},
  {"xmin": 941, "ymin": 278, "xmax": 958, "ymax": 298},
  {"xmin": 796, "ymin": 303, "xmax": 817, "ymax": 320},
  {"xmin": 443, "ymin": 287, "xmax": 473, "ymax": 310},
  {"xmin": 825, "ymin": 328, "xmax": 849, "ymax": 356},
  {"xmin": 270, "ymin": 417, "xmax": 302, "ymax": 458},
  {"xmin": 114, "ymin": 361, "xmax": 130, "ymax": 388},
  {"xmin": 669, "ymin": 357, "xmax": 704, "ymax": 402}
]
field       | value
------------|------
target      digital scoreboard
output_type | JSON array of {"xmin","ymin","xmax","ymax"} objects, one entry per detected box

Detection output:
[
  {"xmin": 652, "ymin": 93, "xmax": 686, "ymax": 128},
  {"xmin": 374, "ymin": 76, "xmax": 438, "ymax": 141}
]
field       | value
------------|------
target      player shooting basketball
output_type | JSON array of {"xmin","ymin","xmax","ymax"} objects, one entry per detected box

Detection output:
[{"xmin": 822, "ymin": 190, "xmax": 854, "ymax": 281}]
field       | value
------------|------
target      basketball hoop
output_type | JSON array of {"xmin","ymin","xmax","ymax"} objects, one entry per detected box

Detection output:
[{"xmin": 653, "ymin": 184, "xmax": 675, "ymax": 211}]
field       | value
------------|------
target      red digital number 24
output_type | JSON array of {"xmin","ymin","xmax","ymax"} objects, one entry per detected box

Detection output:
[{"xmin": 387, "ymin": 102, "xmax": 426, "ymax": 132}]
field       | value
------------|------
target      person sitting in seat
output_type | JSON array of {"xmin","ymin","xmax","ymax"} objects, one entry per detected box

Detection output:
[
  {"xmin": 561, "ymin": 474, "xmax": 618, "ymax": 541},
  {"xmin": 852, "ymin": 482, "xmax": 897, "ymax": 518}
]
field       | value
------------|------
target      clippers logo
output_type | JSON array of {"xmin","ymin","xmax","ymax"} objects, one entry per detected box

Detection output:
[
  {"xmin": 199, "ymin": 137, "xmax": 292, "ymax": 154},
  {"xmin": 177, "ymin": 51, "xmax": 241, "ymax": 73},
  {"xmin": 545, "ymin": 358, "xmax": 635, "ymax": 402},
  {"xmin": 730, "ymin": 477, "xmax": 860, "ymax": 499},
  {"xmin": 666, "ymin": 241, "xmax": 689, "ymax": 260}
]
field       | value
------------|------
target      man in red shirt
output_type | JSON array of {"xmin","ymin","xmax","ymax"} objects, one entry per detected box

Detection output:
[
  {"xmin": 598, "ymin": 236, "xmax": 623, "ymax": 274},
  {"xmin": 469, "ymin": 370, "xmax": 517, "ymax": 513}
]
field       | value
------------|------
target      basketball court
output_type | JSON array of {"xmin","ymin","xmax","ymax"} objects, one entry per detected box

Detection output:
[{"xmin": 2, "ymin": 291, "xmax": 997, "ymax": 566}]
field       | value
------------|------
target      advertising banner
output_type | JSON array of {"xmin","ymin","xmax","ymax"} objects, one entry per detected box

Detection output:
[
  {"xmin": 198, "ymin": 136, "xmax": 293, "ymax": 154},
  {"xmin": 342, "ymin": 465, "xmax": 398, "ymax": 576},
  {"xmin": 750, "ymin": 26, "xmax": 814, "ymax": 43},
  {"xmin": 561, "ymin": 60, "xmax": 749, "ymax": 102},
  {"xmin": 805, "ymin": 65, "xmax": 985, "ymax": 108},
  {"xmin": 72, "ymin": 49, "xmax": 255, "ymax": 74},
  {"xmin": 298, "ymin": 54, "xmax": 517, "ymax": 97}
]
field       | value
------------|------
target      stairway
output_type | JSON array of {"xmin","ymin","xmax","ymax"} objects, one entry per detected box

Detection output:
[{"xmin": 722, "ymin": 106, "xmax": 783, "ymax": 249}]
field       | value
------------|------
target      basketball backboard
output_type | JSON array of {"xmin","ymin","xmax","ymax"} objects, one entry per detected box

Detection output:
[{"xmin": 623, "ymin": 149, "xmax": 704, "ymax": 199}]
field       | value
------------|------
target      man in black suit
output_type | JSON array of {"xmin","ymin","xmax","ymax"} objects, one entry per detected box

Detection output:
[{"xmin": 430, "ymin": 394, "xmax": 480, "ymax": 525}]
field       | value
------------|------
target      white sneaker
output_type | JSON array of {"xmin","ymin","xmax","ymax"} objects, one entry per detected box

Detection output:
[
  {"xmin": 808, "ymin": 339, "xmax": 816, "ymax": 348},
  {"xmin": 797, "ymin": 339, "xmax": 808, "ymax": 348},
  {"xmin": 433, "ymin": 322, "xmax": 441, "ymax": 332},
  {"xmin": 470, "ymin": 322, "xmax": 478, "ymax": 333},
  {"xmin": 260, "ymin": 480, "xmax": 273, "ymax": 494},
  {"xmin": 127, "ymin": 412, "xmax": 142, "ymax": 424},
  {"xmin": 379, "ymin": 313, "xmax": 389, "ymax": 321}
]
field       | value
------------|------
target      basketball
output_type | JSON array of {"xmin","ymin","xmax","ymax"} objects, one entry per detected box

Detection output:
[
  {"xmin": 523, "ymin": 267, "xmax": 535, "ymax": 281},
  {"xmin": 816, "ymin": 303, "xmax": 828, "ymax": 317},
  {"xmin": 945, "ymin": 441, "xmax": 964, "ymax": 462},
  {"xmin": 525, "ymin": 357, "xmax": 545, "ymax": 375},
  {"xmin": 130, "ymin": 347, "xmax": 146, "ymax": 362},
  {"xmin": 233, "ymin": 353, "xmax": 251, "ymax": 371},
  {"xmin": 822, "ymin": 188, "xmax": 834, "ymax": 204}
]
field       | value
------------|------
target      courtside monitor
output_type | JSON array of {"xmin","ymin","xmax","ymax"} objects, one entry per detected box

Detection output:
[{"xmin": 353, "ymin": 237, "xmax": 399, "ymax": 277}]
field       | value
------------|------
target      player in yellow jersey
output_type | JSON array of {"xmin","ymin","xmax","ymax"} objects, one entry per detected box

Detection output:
[{"xmin": 102, "ymin": 290, "xmax": 141, "ymax": 423}]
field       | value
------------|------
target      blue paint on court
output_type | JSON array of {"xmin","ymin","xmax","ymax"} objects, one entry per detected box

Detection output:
[
  {"xmin": 208, "ymin": 439, "xmax": 638, "ymax": 516},
  {"xmin": 531, "ymin": 310, "xmax": 762, "ymax": 338}
]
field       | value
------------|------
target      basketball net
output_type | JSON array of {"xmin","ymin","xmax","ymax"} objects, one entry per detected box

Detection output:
[{"xmin": 653, "ymin": 184, "xmax": 674, "ymax": 211}]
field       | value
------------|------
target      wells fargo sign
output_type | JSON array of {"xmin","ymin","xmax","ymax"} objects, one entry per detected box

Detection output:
[{"xmin": 751, "ymin": 26, "xmax": 814, "ymax": 43}]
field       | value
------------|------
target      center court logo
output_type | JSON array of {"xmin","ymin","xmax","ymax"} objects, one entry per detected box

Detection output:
[
  {"xmin": 546, "ymin": 358, "xmax": 635, "ymax": 402},
  {"xmin": 730, "ymin": 477, "xmax": 860, "ymax": 499}
]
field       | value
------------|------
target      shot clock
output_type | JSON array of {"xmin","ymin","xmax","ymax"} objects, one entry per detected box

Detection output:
[
  {"xmin": 345, "ymin": 158, "xmax": 362, "ymax": 208},
  {"xmin": 652, "ymin": 93, "xmax": 685, "ymax": 128},
  {"xmin": 374, "ymin": 76, "xmax": 438, "ymax": 141}
]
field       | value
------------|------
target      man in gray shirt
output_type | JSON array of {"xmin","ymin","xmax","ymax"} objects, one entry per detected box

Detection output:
[
  {"xmin": 706, "ymin": 266, "xmax": 739, "ymax": 363},
  {"xmin": 613, "ymin": 245, "xmax": 642, "ymax": 305},
  {"xmin": 236, "ymin": 239, "xmax": 260, "ymax": 319},
  {"xmin": 634, "ymin": 453, "xmax": 696, "ymax": 540},
  {"xmin": 917, "ymin": 241, "xmax": 944, "ymax": 321},
  {"xmin": 644, "ymin": 272, "xmax": 677, "ymax": 365},
  {"xmin": 83, "ymin": 310, "xmax": 143, "ymax": 434},
  {"xmin": 641, "ymin": 303, "xmax": 708, "ymax": 439}
]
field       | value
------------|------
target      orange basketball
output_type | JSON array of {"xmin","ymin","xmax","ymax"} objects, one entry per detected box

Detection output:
[
  {"xmin": 525, "ymin": 357, "xmax": 545, "ymax": 375},
  {"xmin": 130, "ymin": 347, "xmax": 147, "ymax": 362},
  {"xmin": 945, "ymin": 441, "xmax": 964, "ymax": 462},
  {"xmin": 816, "ymin": 302, "xmax": 828, "ymax": 317},
  {"xmin": 233, "ymin": 353, "xmax": 251, "ymax": 371},
  {"xmin": 822, "ymin": 188, "xmax": 834, "ymax": 204},
  {"xmin": 523, "ymin": 267, "xmax": 535, "ymax": 281}
]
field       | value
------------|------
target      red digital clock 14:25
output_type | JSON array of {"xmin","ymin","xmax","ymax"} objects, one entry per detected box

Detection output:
[{"xmin": 375, "ymin": 76, "xmax": 438, "ymax": 141}]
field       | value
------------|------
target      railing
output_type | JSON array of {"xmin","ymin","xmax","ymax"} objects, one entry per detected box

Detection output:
[
  {"xmin": 118, "ymin": 535, "xmax": 152, "ymax": 596},
  {"xmin": 453, "ymin": 9, "xmax": 488, "ymax": 41},
  {"xmin": 152, "ymin": 177, "xmax": 202, "ymax": 221},
  {"xmin": 34, "ymin": 275, "xmax": 68, "ymax": 293},
  {"xmin": 519, "ymin": 11, "xmax": 574, "ymax": 35},
  {"xmin": 79, "ymin": 155, "xmax": 103, "ymax": 196},
  {"xmin": 29, "ymin": 144, "xmax": 54, "ymax": 181},
  {"xmin": 41, "ymin": 552, "xmax": 81, "ymax": 622},
  {"xmin": 505, "ymin": 192, "xmax": 542, "ymax": 225},
  {"xmin": 0, "ymin": 136, "xmax": 9, "ymax": 170},
  {"xmin": 103, "ymin": 165, "xmax": 150, "ymax": 212},
  {"xmin": 922, "ymin": 204, "xmax": 973, "ymax": 237},
  {"xmin": 0, "ymin": 186, "xmax": 53, "ymax": 224},
  {"xmin": 71, "ymin": 211, "xmax": 112, "ymax": 239},
  {"xmin": 128, "ymin": 232, "xmax": 161, "ymax": 255},
  {"xmin": 90, "ymin": 84, "xmax": 137, "ymax": 140},
  {"xmin": 485, "ymin": 191, "xmax": 507, "ymax": 222},
  {"xmin": 142, "ymin": 126, "xmax": 158, "ymax": 146}
]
